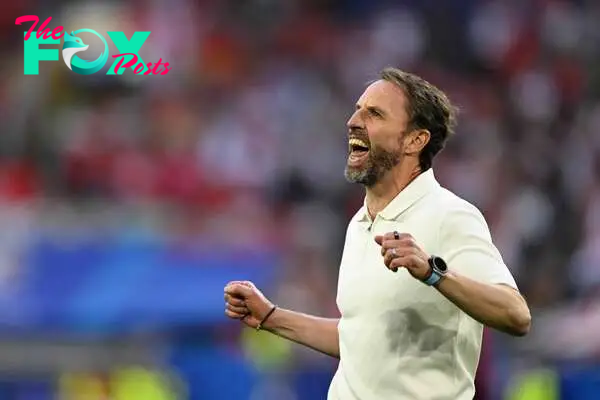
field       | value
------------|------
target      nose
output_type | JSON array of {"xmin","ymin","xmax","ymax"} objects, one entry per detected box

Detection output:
[{"xmin": 346, "ymin": 109, "xmax": 364, "ymax": 131}]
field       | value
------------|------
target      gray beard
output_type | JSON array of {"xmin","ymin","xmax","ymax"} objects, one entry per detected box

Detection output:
[{"xmin": 344, "ymin": 145, "xmax": 401, "ymax": 187}]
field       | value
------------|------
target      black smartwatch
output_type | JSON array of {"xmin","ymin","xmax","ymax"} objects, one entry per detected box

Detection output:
[{"xmin": 423, "ymin": 255, "xmax": 448, "ymax": 286}]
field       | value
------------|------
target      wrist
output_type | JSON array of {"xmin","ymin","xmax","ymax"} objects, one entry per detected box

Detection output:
[
  {"xmin": 433, "ymin": 269, "xmax": 455, "ymax": 288},
  {"xmin": 422, "ymin": 265, "xmax": 433, "ymax": 281},
  {"xmin": 257, "ymin": 304, "xmax": 278, "ymax": 331},
  {"xmin": 422, "ymin": 255, "xmax": 448, "ymax": 286}
]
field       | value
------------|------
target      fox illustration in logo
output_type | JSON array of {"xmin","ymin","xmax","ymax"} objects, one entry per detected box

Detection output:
[
  {"xmin": 62, "ymin": 31, "xmax": 88, "ymax": 68},
  {"xmin": 62, "ymin": 29, "xmax": 108, "ymax": 75}
]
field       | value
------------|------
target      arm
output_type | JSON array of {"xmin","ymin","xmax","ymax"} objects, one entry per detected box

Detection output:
[
  {"xmin": 224, "ymin": 281, "xmax": 340, "ymax": 358},
  {"xmin": 435, "ymin": 272, "xmax": 531, "ymax": 336},
  {"xmin": 376, "ymin": 204, "xmax": 531, "ymax": 337},
  {"xmin": 434, "ymin": 205, "xmax": 531, "ymax": 336},
  {"xmin": 262, "ymin": 308, "xmax": 340, "ymax": 358}
]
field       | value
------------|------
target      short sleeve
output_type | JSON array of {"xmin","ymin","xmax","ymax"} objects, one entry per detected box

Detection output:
[{"xmin": 439, "ymin": 203, "xmax": 518, "ymax": 289}]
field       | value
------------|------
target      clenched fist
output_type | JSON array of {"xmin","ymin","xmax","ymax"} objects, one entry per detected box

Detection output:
[
  {"xmin": 374, "ymin": 231, "xmax": 431, "ymax": 280},
  {"xmin": 224, "ymin": 281, "xmax": 275, "ymax": 329}
]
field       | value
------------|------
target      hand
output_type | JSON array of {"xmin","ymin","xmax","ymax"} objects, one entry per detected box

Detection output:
[
  {"xmin": 224, "ymin": 281, "xmax": 275, "ymax": 329},
  {"xmin": 374, "ymin": 231, "xmax": 431, "ymax": 280}
]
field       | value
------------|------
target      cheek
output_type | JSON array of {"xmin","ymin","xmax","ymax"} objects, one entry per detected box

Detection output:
[{"xmin": 370, "ymin": 130, "xmax": 401, "ymax": 151}]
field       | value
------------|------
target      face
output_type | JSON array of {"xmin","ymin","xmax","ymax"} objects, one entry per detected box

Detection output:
[{"xmin": 344, "ymin": 80, "xmax": 411, "ymax": 187}]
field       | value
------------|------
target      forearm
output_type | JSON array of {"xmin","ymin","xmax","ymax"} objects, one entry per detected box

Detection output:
[
  {"xmin": 262, "ymin": 308, "xmax": 340, "ymax": 358},
  {"xmin": 436, "ymin": 271, "xmax": 531, "ymax": 336}
]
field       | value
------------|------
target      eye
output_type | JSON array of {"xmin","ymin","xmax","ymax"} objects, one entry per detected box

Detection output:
[{"xmin": 367, "ymin": 107, "xmax": 382, "ymax": 118}]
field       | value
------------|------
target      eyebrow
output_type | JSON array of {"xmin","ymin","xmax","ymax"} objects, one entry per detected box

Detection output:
[{"xmin": 356, "ymin": 104, "xmax": 386, "ymax": 117}]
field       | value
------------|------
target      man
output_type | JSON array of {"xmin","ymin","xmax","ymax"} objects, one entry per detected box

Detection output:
[{"xmin": 224, "ymin": 68, "xmax": 531, "ymax": 399}]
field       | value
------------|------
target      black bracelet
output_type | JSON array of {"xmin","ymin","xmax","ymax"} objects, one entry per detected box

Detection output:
[{"xmin": 256, "ymin": 305, "xmax": 278, "ymax": 331}]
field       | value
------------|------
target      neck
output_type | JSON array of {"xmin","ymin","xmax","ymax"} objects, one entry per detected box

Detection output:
[{"xmin": 365, "ymin": 162, "xmax": 422, "ymax": 219}]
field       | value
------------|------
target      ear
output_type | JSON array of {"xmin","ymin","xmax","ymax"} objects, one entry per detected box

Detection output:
[{"xmin": 403, "ymin": 129, "xmax": 430, "ymax": 155}]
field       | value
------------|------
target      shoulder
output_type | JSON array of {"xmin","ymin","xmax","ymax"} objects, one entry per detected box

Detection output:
[
  {"xmin": 433, "ymin": 187, "xmax": 492, "ymax": 239},
  {"xmin": 418, "ymin": 185, "xmax": 486, "ymax": 221},
  {"xmin": 438, "ymin": 187, "xmax": 486, "ymax": 219}
]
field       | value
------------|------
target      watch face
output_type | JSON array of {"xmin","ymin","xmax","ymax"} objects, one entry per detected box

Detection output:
[{"xmin": 434, "ymin": 257, "xmax": 447, "ymax": 271}]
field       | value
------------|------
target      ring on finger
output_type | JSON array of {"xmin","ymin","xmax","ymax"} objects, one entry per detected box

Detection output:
[{"xmin": 391, "ymin": 248, "xmax": 398, "ymax": 257}]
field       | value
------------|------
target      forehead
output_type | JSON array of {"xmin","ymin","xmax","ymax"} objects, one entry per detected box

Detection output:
[{"xmin": 357, "ymin": 80, "xmax": 408, "ymax": 115}]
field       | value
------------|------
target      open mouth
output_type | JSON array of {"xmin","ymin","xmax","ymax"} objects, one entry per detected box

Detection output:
[
  {"xmin": 348, "ymin": 138, "xmax": 370, "ymax": 166},
  {"xmin": 349, "ymin": 138, "xmax": 369, "ymax": 154}
]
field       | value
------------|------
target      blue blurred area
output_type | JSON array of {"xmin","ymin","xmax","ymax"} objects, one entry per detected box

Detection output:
[
  {"xmin": 169, "ymin": 345, "xmax": 262, "ymax": 400},
  {"xmin": 0, "ymin": 234, "xmax": 278, "ymax": 335},
  {"xmin": 560, "ymin": 364, "xmax": 600, "ymax": 400}
]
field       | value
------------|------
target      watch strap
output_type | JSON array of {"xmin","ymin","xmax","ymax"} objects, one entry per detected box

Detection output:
[{"xmin": 423, "ymin": 270, "xmax": 443, "ymax": 286}]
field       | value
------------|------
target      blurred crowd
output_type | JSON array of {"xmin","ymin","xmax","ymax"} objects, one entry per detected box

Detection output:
[{"xmin": 2, "ymin": 0, "xmax": 600, "ymax": 398}]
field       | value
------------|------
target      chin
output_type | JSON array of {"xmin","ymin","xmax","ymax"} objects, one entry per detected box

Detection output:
[{"xmin": 344, "ymin": 166, "xmax": 376, "ymax": 186}]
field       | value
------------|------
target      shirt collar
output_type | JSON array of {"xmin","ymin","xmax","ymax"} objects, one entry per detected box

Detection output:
[{"xmin": 358, "ymin": 168, "xmax": 440, "ymax": 222}]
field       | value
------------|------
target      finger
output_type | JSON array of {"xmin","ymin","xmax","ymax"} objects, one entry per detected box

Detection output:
[
  {"xmin": 383, "ymin": 239, "xmax": 415, "ymax": 251},
  {"xmin": 377, "ymin": 232, "xmax": 410, "ymax": 245},
  {"xmin": 381, "ymin": 237, "xmax": 415, "ymax": 249},
  {"xmin": 225, "ymin": 280, "xmax": 246, "ymax": 288},
  {"xmin": 390, "ymin": 256, "xmax": 411, "ymax": 272},
  {"xmin": 226, "ymin": 303, "xmax": 248, "ymax": 315},
  {"xmin": 383, "ymin": 232, "xmax": 397, "ymax": 241},
  {"xmin": 383, "ymin": 246, "xmax": 410, "ymax": 263},
  {"xmin": 389, "ymin": 232, "xmax": 412, "ymax": 241},
  {"xmin": 225, "ymin": 309, "xmax": 246, "ymax": 319},
  {"xmin": 395, "ymin": 254, "xmax": 421, "ymax": 267},
  {"xmin": 225, "ymin": 281, "xmax": 255, "ymax": 290},
  {"xmin": 380, "ymin": 240, "xmax": 402, "ymax": 256},
  {"xmin": 224, "ymin": 294, "xmax": 246, "ymax": 307},
  {"xmin": 376, "ymin": 232, "xmax": 401, "ymax": 246},
  {"xmin": 382, "ymin": 240, "xmax": 418, "ymax": 258},
  {"xmin": 381, "ymin": 240, "xmax": 397, "ymax": 250},
  {"xmin": 225, "ymin": 283, "xmax": 253, "ymax": 298},
  {"xmin": 383, "ymin": 248, "xmax": 394, "ymax": 266}
]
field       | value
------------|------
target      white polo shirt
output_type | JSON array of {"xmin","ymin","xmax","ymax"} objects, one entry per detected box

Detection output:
[{"xmin": 327, "ymin": 168, "xmax": 517, "ymax": 400}]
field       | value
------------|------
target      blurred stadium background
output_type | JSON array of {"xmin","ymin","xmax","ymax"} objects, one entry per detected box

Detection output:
[{"xmin": 1, "ymin": 0, "xmax": 600, "ymax": 399}]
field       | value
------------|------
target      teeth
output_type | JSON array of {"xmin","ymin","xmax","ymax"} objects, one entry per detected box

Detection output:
[{"xmin": 349, "ymin": 138, "xmax": 369, "ymax": 149}]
